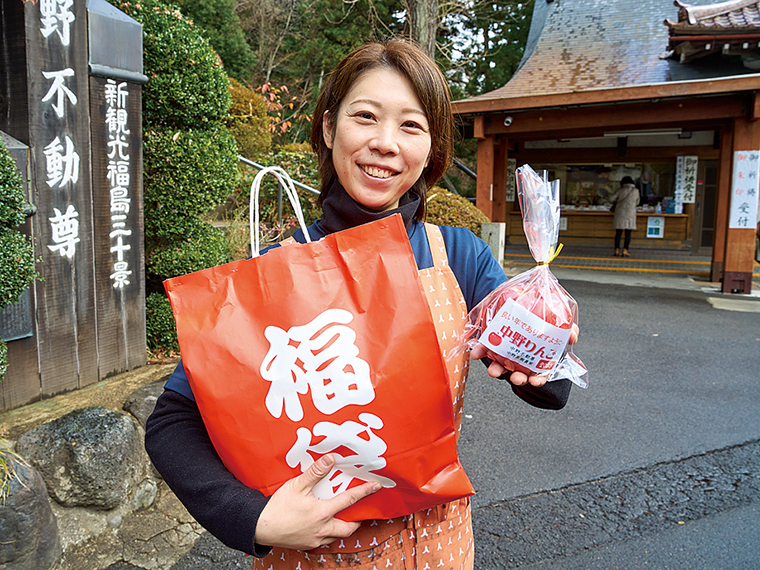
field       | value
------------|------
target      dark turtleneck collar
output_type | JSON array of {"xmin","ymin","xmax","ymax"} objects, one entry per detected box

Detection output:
[{"xmin": 317, "ymin": 179, "xmax": 420, "ymax": 235}]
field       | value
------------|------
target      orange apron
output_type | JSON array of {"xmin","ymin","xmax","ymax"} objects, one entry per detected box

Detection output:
[{"xmin": 253, "ymin": 224, "xmax": 474, "ymax": 570}]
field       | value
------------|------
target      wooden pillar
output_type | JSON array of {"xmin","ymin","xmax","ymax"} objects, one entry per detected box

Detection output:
[
  {"xmin": 492, "ymin": 137, "xmax": 508, "ymax": 223},
  {"xmin": 711, "ymin": 127, "xmax": 732, "ymax": 282},
  {"xmin": 475, "ymin": 116, "xmax": 495, "ymax": 220},
  {"xmin": 721, "ymin": 118, "xmax": 759, "ymax": 293},
  {"xmin": 89, "ymin": 76, "xmax": 146, "ymax": 376}
]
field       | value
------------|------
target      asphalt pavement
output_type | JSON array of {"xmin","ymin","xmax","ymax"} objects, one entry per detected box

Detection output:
[
  {"xmin": 107, "ymin": 262, "xmax": 760, "ymax": 570},
  {"xmin": 459, "ymin": 267, "xmax": 760, "ymax": 569}
]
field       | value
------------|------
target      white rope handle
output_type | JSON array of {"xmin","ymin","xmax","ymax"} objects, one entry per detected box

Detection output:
[{"xmin": 249, "ymin": 166, "xmax": 312, "ymax": 257}]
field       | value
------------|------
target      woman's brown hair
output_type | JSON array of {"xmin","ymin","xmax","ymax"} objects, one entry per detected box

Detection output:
[{"xmin": 310, "ymin": 39, "xmax": 454, "ymax": 221}]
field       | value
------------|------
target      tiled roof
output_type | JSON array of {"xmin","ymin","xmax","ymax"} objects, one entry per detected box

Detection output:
[
  {"xmin": 665, "ymin": 1, "xmax": 760, "ymax": 64},
  {"xmin": 667, "ymin": 0, "xmax": 760, "ymax": 30},
  {"xmin": 458, "ymin": 0, "xmax": 758, "ymax": 105}
]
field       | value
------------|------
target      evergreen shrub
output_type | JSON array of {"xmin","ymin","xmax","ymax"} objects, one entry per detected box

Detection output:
[
  {"xmin": 114, "ymin": 0, "xmax": 231, "ymax": 129},
  {"xmin": 426, "ymin": 186, "xmax": 490, "ymax": 235},
  {"xmin": 143, "ymin": 125, "xmax": 239, "ymax": 241},
  {"xmin": 148, "ymin": 221, "xmax": 229, "ymax": 280},
  {"xmin": 0, "ymin": 228, "xmax": 36, "ymax": 308},
  {"xmin": 0, "ymin": 140, "xmax": 36, "ymax": 381},
  {"xmin": 0, "ymin": 149, "xmax": 26, "ymax": 229},
  {"xmin": 145, "ymin": 292, "xmax": 179, "ymax": 354},
  {"xmin": 227, "ymin": 78, "xmax": 271, "ymax": 159}
]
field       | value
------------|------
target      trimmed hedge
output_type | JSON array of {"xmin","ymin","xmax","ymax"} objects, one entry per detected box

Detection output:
[
  {"xmin": 114, "ymin": 0, "xmax": 231, "ymax": 129},
  {"xmin": 145, "ymin": 292, "xmax": 179, "ymax": 354},
  {"xmin": 426, "ymin": 186, "xmax": 490, "ymax": 235},
  {"xmin": 0, "ymin": 149, "xmax": 26, "ymax": 229},
  {"xmin": 147, "ymin": 221, "xmax": 229, "ymax": 279},
  {"xmin": 143, "ymin": 125, "xmax": 239, "ymax": 241},
  {"xmin": 0, "ymin": 228, "xmax": 36, "ymax": 308}
]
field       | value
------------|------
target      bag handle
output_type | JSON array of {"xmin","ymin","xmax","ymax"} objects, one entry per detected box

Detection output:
[{"xmin": 249, "ymin": 166, "xmax": 312, "ymax": 258}]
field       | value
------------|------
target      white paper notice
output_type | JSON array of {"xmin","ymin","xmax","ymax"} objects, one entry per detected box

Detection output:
[{"xmin": 729, "ymin": 151, "xmax": 759, "ymax": 229}]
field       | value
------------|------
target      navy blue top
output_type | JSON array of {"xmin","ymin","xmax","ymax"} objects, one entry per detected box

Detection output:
[{"xmin": 164, "ymin": 218, "xmax": 506, "ymax": 401}]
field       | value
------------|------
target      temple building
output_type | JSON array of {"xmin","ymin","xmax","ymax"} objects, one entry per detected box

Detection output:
[{"xmin": 453, "ymin": 0, "xmax": 760, "ymax": 293}]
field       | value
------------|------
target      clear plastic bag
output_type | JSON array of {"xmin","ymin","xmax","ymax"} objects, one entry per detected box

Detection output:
[{"xmin": 458, "ymin": 164, "xmax": 588, "ymax": 388}]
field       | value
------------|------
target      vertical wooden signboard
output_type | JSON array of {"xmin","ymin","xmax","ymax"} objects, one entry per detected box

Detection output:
[
  {"xmin": 24, "ymin": 0, "xmax": 98, "ymax": 395},
  {"xmin": 722, "ymin": 119, "xmax": 760, "ymax": 293},
  {"xmin": 90, "ymin": 76, "xmax": 146, "ymax": 374},
  {"xmin": 0, "ymin": 0, "xmax": 146, "ymax": 410}
]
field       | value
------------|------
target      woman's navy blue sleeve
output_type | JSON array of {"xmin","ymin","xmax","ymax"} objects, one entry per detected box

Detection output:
[
  {"xmin": 163, "ymin": 360, "xmax": 195, "ymax": 401},
  {"xmin": 438, "ymin": 226, "xmax": 507, "ymax": 311}
]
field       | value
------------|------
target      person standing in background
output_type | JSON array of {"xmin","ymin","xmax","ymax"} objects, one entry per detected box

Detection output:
[
  {"xmin": 636, "ymin": 169, "xmax": 654, "ymax": 203},
  {"xmin": 609, "ymin": 175, "xmax": 640, "ymax": 257}
]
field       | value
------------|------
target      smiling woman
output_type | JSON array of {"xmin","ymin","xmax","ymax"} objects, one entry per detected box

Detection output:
[
  {"xmin": 146, "ymin": 38, "xmax": 574, "ymax": 570},
  {"xmin": 321, "ymin": 67, "xmax": 432, "ymax": 212},
  {"xmin": 310, "ymin": 40, "xmax": 454, "ymax": 220}
]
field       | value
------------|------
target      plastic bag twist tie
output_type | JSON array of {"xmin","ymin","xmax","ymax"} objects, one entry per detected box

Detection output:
[{"xmin": 537, "ymin": 242, "xmax": 564, "ymax": 266}]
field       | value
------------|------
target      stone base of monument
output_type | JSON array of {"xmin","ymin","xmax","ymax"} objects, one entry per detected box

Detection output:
[{"xmin": 0, "ymin": 367, "xmax": 209, "ymax": 570}]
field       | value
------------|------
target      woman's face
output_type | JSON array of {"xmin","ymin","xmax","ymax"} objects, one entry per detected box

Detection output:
[{"xmin": 323, "ymin": 67, "xmax": 432, "ymax": 212}]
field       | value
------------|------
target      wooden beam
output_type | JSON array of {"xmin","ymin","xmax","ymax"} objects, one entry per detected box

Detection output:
[
  {"xmin": 452, "ymin": 75, "xmax": 760, "ymax": 115},
  {"xmin": 476, "ymin": 136, "xmax": 495, "ymax": 220},
  {"xmin": 504, "ymin": 120, "xmax": 733, "ymax": 143},
  {"xmin": 483, "ymin": 95, "xmax": 745, "ymax": 138},
  {"xmin": 515, "ymin": 146, "xmax": 720, "ymax": 165},
  {"xmin": 473, "ymin": 115, "xmax": 485, "ymax": 139}
]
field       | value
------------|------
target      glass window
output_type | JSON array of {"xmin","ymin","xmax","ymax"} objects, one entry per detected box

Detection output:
[{"xmin": 528, "ymin": 162, "xmax": 677, "ymax": 208}]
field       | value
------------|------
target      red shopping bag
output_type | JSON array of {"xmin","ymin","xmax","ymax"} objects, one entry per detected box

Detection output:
[{"xmin": 164, "ymin": 173, "xmax": 473, "ymax": 521}]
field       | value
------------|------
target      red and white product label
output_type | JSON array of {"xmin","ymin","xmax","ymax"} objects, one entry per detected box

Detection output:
[{"xmin": 478, "ymin": 298, "xmax": 572, "ymax": 374}]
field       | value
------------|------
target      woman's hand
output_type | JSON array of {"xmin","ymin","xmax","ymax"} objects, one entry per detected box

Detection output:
[
  {"xmin": 254, "ymin": 454, "xmax": 381, "ymax": 551},
  {"xmin": 470, "ymin": 324, "xmax": 579, "ymax": 388}
]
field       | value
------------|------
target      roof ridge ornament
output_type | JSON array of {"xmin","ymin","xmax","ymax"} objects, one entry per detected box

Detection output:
[{"xmin": 673, "ymin": 0, "xmax": 759, "ymax": 26}]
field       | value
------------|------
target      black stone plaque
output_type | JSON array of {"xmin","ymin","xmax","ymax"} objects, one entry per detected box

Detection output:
[{"xmin": 0, "ymin": 288, "xmax": 33, "ymax": 342}]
